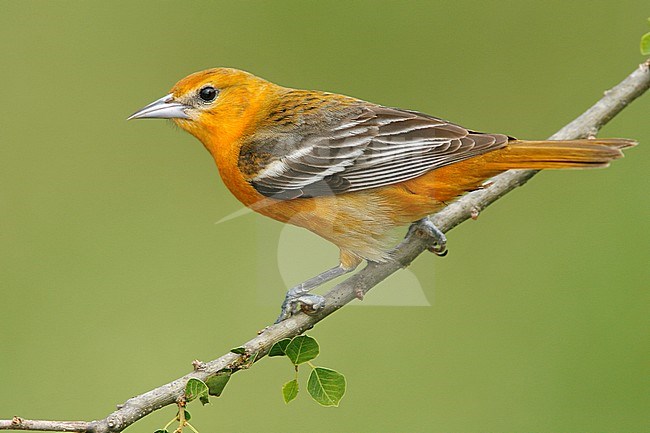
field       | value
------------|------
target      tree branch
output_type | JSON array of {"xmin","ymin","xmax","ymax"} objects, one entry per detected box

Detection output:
[{"xmin": 2, "ymin": 60, "xmax": 648, "ymax": 433}]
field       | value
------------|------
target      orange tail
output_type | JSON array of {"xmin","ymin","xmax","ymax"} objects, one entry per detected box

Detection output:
[
  {"xmin": 487, "ymin": 138, "xmax": 636, "ymax": 169},
  {"xmin": 422, "ymin": 138, "xmax": 636, "ymax": 205}
]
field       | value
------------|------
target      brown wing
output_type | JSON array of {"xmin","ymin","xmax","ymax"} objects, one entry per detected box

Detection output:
[{"xmin": 244, "ymin": 104, "xmax": 510, "ymax": 200}]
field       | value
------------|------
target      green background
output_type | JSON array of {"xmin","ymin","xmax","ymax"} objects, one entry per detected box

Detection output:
[{"xmin": 1, "ymin": 1, "xmax": 648, "ymax": 432}]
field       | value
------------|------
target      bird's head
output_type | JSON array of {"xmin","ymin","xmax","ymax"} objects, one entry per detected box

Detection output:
[{"xmin": 128, "ymin": 68, "xmax": 274, "ymax": 148}]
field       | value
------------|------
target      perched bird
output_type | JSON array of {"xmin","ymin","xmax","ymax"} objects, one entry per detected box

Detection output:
[{"xmin": 128, "ymin": 68, "xmax": 634, "ymax": 322}]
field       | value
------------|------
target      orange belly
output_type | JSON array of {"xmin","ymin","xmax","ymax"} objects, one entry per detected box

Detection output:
[{"xmin": 216, "ymin": 154, "xmax": 494, "ymax": 267}]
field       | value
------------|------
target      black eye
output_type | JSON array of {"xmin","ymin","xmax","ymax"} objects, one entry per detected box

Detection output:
[{"xmin": 198, "ymin": 86, "xmax": 218, "ymax": 102}]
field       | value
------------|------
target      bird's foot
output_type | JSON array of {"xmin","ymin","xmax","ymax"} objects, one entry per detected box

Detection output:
[
  {"xmin": 273, "ymin": 264, "xmax": 352, "ymax": 323},
  {"xmin": 275, "ymin": 292, "xmax": 326, "ymax": 324},
  {"xmin": 408, "ymin": 218, "xmax": 448, "ymax": 256}
]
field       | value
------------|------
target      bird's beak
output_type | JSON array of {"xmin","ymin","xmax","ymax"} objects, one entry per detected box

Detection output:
[{"xmin": 127, "ymin": 94, "xmax": 191, "ymax": 120}]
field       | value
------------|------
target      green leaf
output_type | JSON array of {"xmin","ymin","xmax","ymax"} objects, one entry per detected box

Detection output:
[
  {"xmin": 205, "ymin": 370, "xmax": 232, "ymax": 397},
  {"xmin": 185, "ymin": 378, "xmax": 209, "ymax": 405},
  {"xmin": 641, "ymin": 32, "xmax": 650, "ymax": 55},
  {"xmin": 307, "ymin": 367, "xmax": 346, "ymax": 407},
  {"xmin": 230, "ymin": 346, "xmax": 246, "ymax": 355},
  {"xmin": 241, "ymin": 350, "xmax": 259, "ymax": 369},
  {"xmin": 284, "ymin": 335, "xmax": 319, "ymax": 365},
  {"xmin": 282, "ymin": 379, "xmax": 299, "ymax": 403},
  {"xmin": 269, "ymin": 338, "xmax": 291, "ymax": 357},
  {"xmin": 153, "ymin": 430, "xmax": 169, "ymax": 433},
  {"xmin": 176, "ymin": 409, "xmax": 191, "ymax": 421}
]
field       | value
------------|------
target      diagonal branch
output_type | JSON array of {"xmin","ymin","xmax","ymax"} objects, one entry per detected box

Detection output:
[{"xmin": 1, "ymin": 60, "xmax": 648, "ymax": 433}]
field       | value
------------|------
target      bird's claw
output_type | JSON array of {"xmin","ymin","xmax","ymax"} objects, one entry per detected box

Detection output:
[
  {"xmin": 275, "ymin": 294, "xmax": 326, "ymax": 324},
  {"xmin": 428, "ymin": 243, "xmax": 448, "ymax": 257},
  {"xmin": 298, "ymin": 294, "xmax": 327, "ymax": 314},
  {"xmin": 409, "ymin": 218, "xmax": 448, "ymax": 257}
]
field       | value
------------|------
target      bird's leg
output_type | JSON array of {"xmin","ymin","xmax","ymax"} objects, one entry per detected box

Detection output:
[
  {"xmin": 275, "ymin": 265, "xmax": 353, "ymax": 323},
  {"xmin": 407, "ymin": 217, "xmax": 448, "ymax": 256}
]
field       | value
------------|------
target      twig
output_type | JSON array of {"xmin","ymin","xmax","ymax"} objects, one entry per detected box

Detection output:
[{"xmin": 1, "ymin": 60, "xmax": 648, "ymax": 433}]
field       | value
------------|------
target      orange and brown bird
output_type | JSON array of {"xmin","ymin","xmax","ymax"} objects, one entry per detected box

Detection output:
[{"xmin": 128, "ymin": 68, "xmax": 634, "ymax": 322}]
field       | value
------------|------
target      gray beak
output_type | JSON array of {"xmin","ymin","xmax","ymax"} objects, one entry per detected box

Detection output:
[{"xmin": 127, "ymin": 94, "xmax": 191, "ymax": 120}]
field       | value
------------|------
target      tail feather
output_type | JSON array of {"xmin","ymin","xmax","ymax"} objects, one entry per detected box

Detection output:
[{"xmin": 487, "ymin": 138, "xmax": 637, "ymax": 170}]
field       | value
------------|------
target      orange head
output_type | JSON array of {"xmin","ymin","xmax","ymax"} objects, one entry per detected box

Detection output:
[{"xmin": 128, "ymin": 68, "xmax": 278, "ymax": 152}]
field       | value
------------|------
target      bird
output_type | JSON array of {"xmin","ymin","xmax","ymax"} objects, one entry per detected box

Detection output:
[{"xmin": 128, "ymin": 67, "xmax": 635, "ymax": 322}]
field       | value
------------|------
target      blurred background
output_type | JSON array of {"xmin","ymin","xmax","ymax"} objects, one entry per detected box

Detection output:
[{"xmin": 1, "ymin": 1, "xmax": 648, "ymax": 432}]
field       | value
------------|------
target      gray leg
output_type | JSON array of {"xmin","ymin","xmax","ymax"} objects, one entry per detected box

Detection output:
[
  {"xmin": 407, "ymin": 218, "xmax": 448, "ymax": 256},
  {"xmin": 275, "ymin": 265, "xmax": 353, "ymax": 323}
]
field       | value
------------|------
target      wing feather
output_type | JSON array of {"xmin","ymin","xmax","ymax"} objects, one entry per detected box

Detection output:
[{"xmin": 244, "ymin": 103, "xmax": 509, "ymax": 199}]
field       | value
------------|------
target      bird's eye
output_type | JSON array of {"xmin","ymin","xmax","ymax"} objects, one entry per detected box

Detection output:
[{"xmin": 198, "ymin": 86, "xmax": 218, "ymax": 102}]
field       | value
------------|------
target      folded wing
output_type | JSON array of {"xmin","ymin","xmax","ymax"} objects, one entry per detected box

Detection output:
[{"xmin": 246, "ymin": 104, "xmax": 510, "ymax": 199}]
